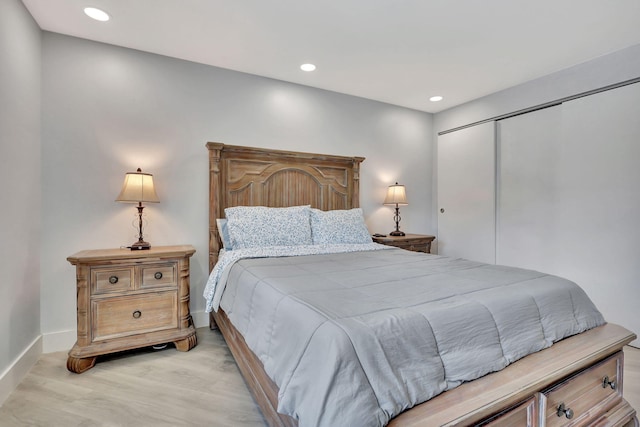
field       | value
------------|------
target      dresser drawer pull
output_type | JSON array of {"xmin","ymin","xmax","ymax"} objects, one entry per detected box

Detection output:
[
  {"xmin": 556, "ymin": 403, "xmax": 574, "ymax": 419},
  {"xmin": 602, "ymin": 376, "xmax": 617, "ymax": 390},
  {"xmin": 109, "ymin": 275, "xmax": 119, "ymax": 284},
  {"xmin": 154, "ymin": 272, "xmax": 163, "ymax": 280},
  {"xmin": 132, "ymin": 310, "xmax": 142, "ymax": 319}
]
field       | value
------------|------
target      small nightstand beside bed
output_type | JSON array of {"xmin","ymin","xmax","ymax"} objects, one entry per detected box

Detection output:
[
  {"xmin": 205, "ymin": 143, "xmax": 637, "ymax": 427},
  {"xmin": 67, "ymin": 245, "xmax": 197, "ymax": 373}
]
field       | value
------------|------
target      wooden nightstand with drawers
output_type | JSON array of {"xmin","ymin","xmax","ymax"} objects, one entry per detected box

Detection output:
[
  {"xmin": 66, "ymin": 245, "xmax": 197, "ymax": 373},
  {"xmin": 372, "ymin": 233, "xmax": 436, "ymax": 253}
]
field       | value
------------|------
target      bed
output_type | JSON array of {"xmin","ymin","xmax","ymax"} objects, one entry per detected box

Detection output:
[{"xmin": 205, "ymin": 142, "xmax": 638, "ymax": 427}]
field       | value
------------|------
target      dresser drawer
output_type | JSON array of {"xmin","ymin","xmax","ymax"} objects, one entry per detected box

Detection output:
[
  {"xmin": 544, "ymin": 352, "xmax": 623, "ymax": 426},
  {"xmin": 93, "ymin": 267, "xmax": 134, "ymax": 294},
  {"xmin": 92, "ymin": 292, "xmax": 178, "ymax": 341},
  {"xmin": 484, "ymin": 394, "xmax": 540, "ymax": 427},
  {"xmin": 141, "ymin": 263, "xmax": 176, "ymax": 289}
]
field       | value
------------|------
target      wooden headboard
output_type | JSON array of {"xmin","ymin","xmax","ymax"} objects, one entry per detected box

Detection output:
[{"xmin": 206, "ymin": 142, "xmax": 365, "ymax": 271}]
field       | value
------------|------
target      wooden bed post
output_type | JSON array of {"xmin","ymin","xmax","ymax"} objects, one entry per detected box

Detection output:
[
  {"xmin": 352, "ymin": 157, "xmax": 364, "ymax": 208},
  {"xmin": 207, "ymin": 142, "xmax": 224, "ymax": 272}
]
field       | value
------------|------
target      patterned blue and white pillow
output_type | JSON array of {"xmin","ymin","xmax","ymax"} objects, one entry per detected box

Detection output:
[
  {"xmin": 225, "ymin": 205, "xmax": 312, "ymax": 249},
  {"xmin": 310, "ymin": 208, "xmax": 372, "ymax": 244}
]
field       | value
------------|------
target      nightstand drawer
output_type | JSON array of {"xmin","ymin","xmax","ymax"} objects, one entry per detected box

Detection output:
[
  {"xmin": 141, "ymin": 263, "xmax": 176, "ymax": 289},
  {"xmin": 544, "ymin": 352, "xmax": 622, "ymax": 426},
  {"xmin": 92, "ymin": 292, "xmax": 178, "ymax": 341},
  {"xmin": 395, "ymin": 241, "xmax": 429, "ymax": 252},
  {"xmin": 93, "ymin": 267, "xmax": 134, "ymax": 294},
  {"xmin": 372, "ymin": 234, "xmax": 435, "ymax": 253}
]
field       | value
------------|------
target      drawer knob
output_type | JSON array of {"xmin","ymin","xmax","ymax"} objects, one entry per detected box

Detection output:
[
  {"xmin": 154, "ymin": 271, "xmax": 163, "ymax": 280},
  {"xmin": 602, "ymin": 376, "xmax": 617, "ymax": 390},
  {"xmin": 109, "ymin": 275, "xmax": 119, "ymax": 284},
  {"xmin": 132, "ymin": 310, "xmax": 142, "ymax": 319},
  {"xmin": 556, "ymin": 403, "xmax": 574, "ymax": 419}
]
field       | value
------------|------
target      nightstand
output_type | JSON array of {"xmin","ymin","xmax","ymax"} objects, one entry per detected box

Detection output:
[
  {"xmin": 66, "ymin": 245, "xmax": 197, "ymax": 373},
  {"xmin": 372, "ymin": 234, "xmax": 435, "ymax": 253}
]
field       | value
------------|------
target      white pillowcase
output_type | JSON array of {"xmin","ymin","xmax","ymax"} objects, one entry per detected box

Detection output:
[
  {"xmin": 225, "ymin": 205, "xmax": 312, "ymax": 249},
  {"xmin": 310, "ymin": 208, "xmax": 372, "ymax": 244},
  {"xmin": 216, "ymin": 218, "xmax": 232, "ymax": 250}
]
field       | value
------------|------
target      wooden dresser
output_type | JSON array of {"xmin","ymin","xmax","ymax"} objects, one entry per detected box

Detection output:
[
  {"xmin": 66, "ymin": 245, "xmax": 197, "ymax": 373},
  {"xmin": 388, "ymin": 323, "xmax": 637, "ymax": 427},
  {"xmin": 485, "ymin": 351, "xmax": 635, "ymax": 426},
  {"xmin": 372, "ymin": 233, "xmax": 435, "ymax": 253}
]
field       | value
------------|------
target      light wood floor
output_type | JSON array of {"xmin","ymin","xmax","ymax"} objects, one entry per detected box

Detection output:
[
  {"xmin": 0, "ymin": 328, "xmax": 638, "ymax": 426},
  {"xmin": 0, "ymin": 327, "xmax": 267, "ymax": 427}
]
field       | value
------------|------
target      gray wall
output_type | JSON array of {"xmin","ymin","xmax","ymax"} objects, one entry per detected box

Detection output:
[
  {"xmin": 0, "ymin": 0, "xmax": 42, "ymax": 400},
  {"xmin": 41, "ymin": 33, "xmax": 434, "ymax": 347}
]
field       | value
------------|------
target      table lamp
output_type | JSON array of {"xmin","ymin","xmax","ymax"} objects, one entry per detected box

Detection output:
[
  {"xmin": 116, "ymin": 168, "xmax": 160, "ymax": 250},
  {"xmin": 383, "ymin": 182, "xmax": 408, "ymax": 236}
]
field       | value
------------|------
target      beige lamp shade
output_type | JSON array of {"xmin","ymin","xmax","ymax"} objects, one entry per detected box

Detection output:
[
  {"xmin": 383, "ymin": 182, "xmax": 408, "ymax": 206},
  {"xmin": 115, "ymin": 168, "xmax": 160, "ymax": 203}
]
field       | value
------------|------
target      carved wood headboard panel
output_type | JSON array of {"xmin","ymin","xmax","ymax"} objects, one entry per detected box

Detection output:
[{"xmin": 207, "ymin": 142, "xmax": 365, "ymax": 271}]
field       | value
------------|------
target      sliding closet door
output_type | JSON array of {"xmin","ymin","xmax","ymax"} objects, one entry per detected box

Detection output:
[
  {"xmin": 556, "ymin": 83, "xmax": 640, "ymax": 341},
  {"xmin": 437, "ymin": 121, "xmax": 495, "ymax": 264},
  {"xmin": 496, "ymin": 105, "xmax": 562, "ymax": 272},
  {"xmin": 497, "ymin": 82, "xmax": 640, "ymax": 344}
]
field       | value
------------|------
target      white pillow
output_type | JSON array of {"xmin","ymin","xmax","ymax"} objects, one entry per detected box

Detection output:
[
  {"xmin": 310, "ymin": 208, "xmax": 372, "ymax": 244},
  {"xmin": 216, "ymin": 218, "xmax": 232, "ymax": 250},
  {"xmin": 225, "ymin": 205, "xmax": 312, "ymax": 249}
]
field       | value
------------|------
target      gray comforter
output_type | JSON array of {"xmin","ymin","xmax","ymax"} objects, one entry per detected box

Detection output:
[{"xmin": 215, "ymin": 247, "xmax": 605, "ymax": 427}]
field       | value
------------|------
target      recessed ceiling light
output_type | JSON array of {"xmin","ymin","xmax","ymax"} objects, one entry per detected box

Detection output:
[
  {"xmin": 300, "ymin": 63, "xmax": 316, "ymax": 72},
  {"xmin": 429, "ymin": 96, "xmax": 443, "ymax": 102},
  {"xmin": 84, "ymin": 7, "xmax": 110, "ymax": 22}
]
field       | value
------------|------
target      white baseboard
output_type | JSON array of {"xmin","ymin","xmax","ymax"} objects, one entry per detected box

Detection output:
[
  {"xmin": 0, "ymin": 335, "xmax": 42, "ymax": 406},
  {"xmin": 42, "ymin": 329, "xmax": 76, "ymax": 354},
  {"xmin": 191, "ymin": 309, "xmax": 211, "ymax": 329}
]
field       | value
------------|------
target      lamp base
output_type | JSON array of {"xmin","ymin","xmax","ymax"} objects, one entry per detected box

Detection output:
[
  {"xmin": 389, "ymin": 230, "xmax": 405, "ymax": 236},
  {"xmin": 129, "ymin": 240, "xmax": 151, "ymax": 250}
]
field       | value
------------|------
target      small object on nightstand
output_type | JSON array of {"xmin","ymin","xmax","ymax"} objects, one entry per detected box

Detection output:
[
  {"xmin": 115, "ymin": 168, "xmax": 160, "ymax": 250},
  {"xmin": 372, "ymin": 233, "xmax": 386, "ymax": 237},
  {"xmin": 372, "ymin": 233, "xmax": 435, "ymax": 253},
  {"xmin": 383, "ymin": 182, "xmax": 408, "ymax": 236},
  {"xmin": 66, "ymin": 245, "xmax": 197, "ymax": 373}
]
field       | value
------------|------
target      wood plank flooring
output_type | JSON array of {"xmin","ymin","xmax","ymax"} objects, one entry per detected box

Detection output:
[
  {"xmin": 0, "ymin": 328, "xmax": 638, "ymax": 426},
  {"xmin": 0, "ymin": 327, "xmax": 267, "ymax": 427}
]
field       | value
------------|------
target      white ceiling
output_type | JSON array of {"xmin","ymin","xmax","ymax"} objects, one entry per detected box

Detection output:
[{"xmin": 22, "ymin": 0, "xmax": 640, "ymax": 113}]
